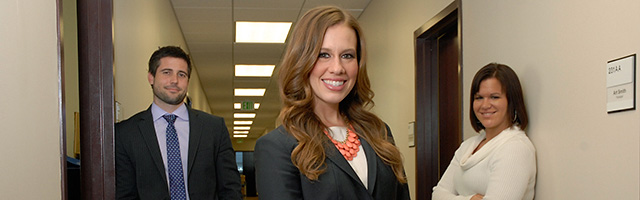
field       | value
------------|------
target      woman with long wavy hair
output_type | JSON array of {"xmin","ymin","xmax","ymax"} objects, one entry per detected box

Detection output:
[{"xmin": 254, "ymin": 5, "xmax": 410, "ymax": 200}]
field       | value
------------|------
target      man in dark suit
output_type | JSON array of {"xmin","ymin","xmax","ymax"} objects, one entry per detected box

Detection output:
[{"xmin": 116, "ymin": 46, "xmax": 242, "ymax": 199}]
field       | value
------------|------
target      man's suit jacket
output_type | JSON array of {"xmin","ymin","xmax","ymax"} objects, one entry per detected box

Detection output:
[
  {"xmin": 115, "ymin": 106, "xmax": 242, "ymax": 200},
  {"xmin": 254, "ymin": 125, "xmax": 410, "ymax": 200}
]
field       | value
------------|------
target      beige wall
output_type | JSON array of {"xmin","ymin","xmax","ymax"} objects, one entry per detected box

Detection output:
[
  {"xmin": 462, "ymin": 0, "xmax": 639, "ymax": 199},
  {"xmin": 0, "ymin": 0, "xmax": 62, "ymax": 199},
  {"xmin": 359, "ymin": 0, "xmax": 455, "ymax": 199},
  {"xmin": 114, "ymin": 0, "xmax": 211, "ymax": 121},
  {"xmin": 361, "ymin": 0, "xmax": 640, "ymax": 199},
  {"xmin": 63, "ymin": 0, "xmax": 80, "ymax": 158}
]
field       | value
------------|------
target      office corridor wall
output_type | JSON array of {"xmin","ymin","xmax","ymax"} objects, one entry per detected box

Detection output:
[
  {"xmin": 359, "ymin": 0, "xmax": 455, "ymax": 199},
  {"xmin": 114, "ymin": 0, "xmax": 211, "ymax": 121},
  {"xmin": 462, "ymin": 1, "xmax": 639, "ymax": 199}
]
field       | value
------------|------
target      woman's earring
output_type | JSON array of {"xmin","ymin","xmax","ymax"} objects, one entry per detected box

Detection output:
[{"xmin": 512, "ymin": 110, "xmax": 518, "ymax": 123}]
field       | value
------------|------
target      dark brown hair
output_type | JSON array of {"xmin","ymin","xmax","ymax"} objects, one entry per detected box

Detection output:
[
  {"xmin": 470, "ymin": 63, "xmax": 528, "ymax": 132},
  {"xmin": 148, "ymin": 46, "xmax": 192, "ymax": 78},
  {"xmin": 277, "ymin": 6, "xmax": 406, "ymax": 183}
]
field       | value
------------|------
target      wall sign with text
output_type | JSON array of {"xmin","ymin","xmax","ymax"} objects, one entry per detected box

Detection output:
[{"xmin": 607, "ymin": 54, "xmax": 636, "ymax": 113}]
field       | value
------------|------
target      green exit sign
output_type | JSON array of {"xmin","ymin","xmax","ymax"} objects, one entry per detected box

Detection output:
[{"xmin": 241, "ymin": 101, "xmax": 254, "ymax": 111}]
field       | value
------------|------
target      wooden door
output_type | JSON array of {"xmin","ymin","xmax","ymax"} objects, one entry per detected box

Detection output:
[{"xmin": 414, "ymin": 1, "xmax": 462, "ymax": 199}]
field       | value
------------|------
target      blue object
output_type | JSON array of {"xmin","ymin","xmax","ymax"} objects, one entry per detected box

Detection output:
[{"xmin": 164, "ymin": 114, "xmax": 187, "ymax": 200}]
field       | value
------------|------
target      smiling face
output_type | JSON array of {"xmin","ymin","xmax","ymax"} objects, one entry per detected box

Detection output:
[
  {"xmin": 473, "ymin": 77, "xmax": 511, "ymax": 135},
  {"xmin": 309, "ymin": 22, "xmax": 359, "ymax": 110},
  {"xmin": 148, "ymin": 56, "xmax": 190, "ymax": 111}
]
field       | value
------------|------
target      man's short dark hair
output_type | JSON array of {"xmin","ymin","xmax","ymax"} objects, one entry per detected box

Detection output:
[{"xmin": 148, "ymin": 46, "xmax": 192, "ymax": 78}]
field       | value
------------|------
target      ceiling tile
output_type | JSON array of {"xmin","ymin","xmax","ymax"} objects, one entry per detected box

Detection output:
[{"xmin": 171, "ymin": 0, "xmax": 372, "ymax": 138}]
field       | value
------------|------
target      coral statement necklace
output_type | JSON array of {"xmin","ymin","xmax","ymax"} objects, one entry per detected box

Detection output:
[{"xmin": 324, "ymin": 125, "xmax": 361, "ymax": 161}]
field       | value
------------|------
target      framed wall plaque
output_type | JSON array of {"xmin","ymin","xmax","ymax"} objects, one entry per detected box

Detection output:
[{"xmin": 606, "ymin": 54, "xmax": 636, "ymax": 113}]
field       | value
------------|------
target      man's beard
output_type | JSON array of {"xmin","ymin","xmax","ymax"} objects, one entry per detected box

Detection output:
[{"xmin": 152, "ymin": 84, "xmax": 186, "ymax": 105}]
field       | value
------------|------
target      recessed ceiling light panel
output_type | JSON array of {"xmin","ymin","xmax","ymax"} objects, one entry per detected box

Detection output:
[
  {"xmin": 234, "ymin": 88, "xmax": 266, "ymax": 96},
  {"xmin": 234, "ymin": 113, "xmax": 256, "ymax": 118},
  {"xmin": 235, "ymin": 65, "xmax": 275, "ymax": 77},
  {"xmin": 234, "ymin": 131, "xmax": 249, "ymax": 134},
  {"xmin": 233, "ymin": 135, "xmax": 248, "ymax": 138},
  {"xmin": 234, "ymin": 126, "xmax": 251, "ymax": 130},
  {"xmin": 236, "ymin": 21, "xmax": 292, "ymax": 43},
  {"xmin": 234, "ymin": 121, "xmax": 253, "ymax": 125}
]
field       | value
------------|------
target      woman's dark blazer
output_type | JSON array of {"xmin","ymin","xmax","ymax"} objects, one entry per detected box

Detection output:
[{"xmin": 254, "ymin": 125, "xmax": 410, "ymax": 200}]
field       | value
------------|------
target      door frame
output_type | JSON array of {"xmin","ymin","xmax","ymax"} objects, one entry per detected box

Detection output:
[
  {"xmin": 413, "ymin": 1, "xmax": 462, "ymax": 199},
  {"xmin": 76, "ymin": 0, "xmax": 116, "ymax": 199},
  {"xmin": 56, "ymin": 0, "xmax": 67, "ymax": 199}
]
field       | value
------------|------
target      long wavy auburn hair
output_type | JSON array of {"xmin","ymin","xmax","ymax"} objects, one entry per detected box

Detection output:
[{"xmin": 277, "ymin": 6, "xmax": 406, "ymax": 183}]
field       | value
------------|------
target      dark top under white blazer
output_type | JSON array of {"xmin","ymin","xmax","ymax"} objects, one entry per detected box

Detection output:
[
  {"xmin": 254, "ymin": 125, "xmax": 410, "ymax": 200},
  {"xmin": 115, "ymin": 106, "xmax": 242, "ymax": 200}
]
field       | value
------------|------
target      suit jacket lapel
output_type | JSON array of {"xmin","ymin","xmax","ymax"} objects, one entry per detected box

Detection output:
[
  {"xmin": 324, "ymin": 140, "xmax": 363, "ymax": 186},
  {"xmin": 186, "ymin": 108, "xmax": 202, "ymax": 177},
  {"xmin": 361, "ymin": 139, "xmax": 377, "ymax": 194},
  {"xmin": 138, "ymin": 107, "xmax": 167, "ymax": 182}
]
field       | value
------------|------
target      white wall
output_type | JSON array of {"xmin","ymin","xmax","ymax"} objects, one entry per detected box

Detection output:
[
  {"xmin": 114, "ymin": 0, "xmax": 211, "ymax": 120},
  {"xmin": 359, "ymin": 0, "xmax": 455, "ymax": 199},
  {"xmin": 362, "ymin": 0, "xmax": 640, "ymax": 199},
  {"xmin": 0, "ymin": 0, "xmax": 62, "ymax": 199},
  {"xmin": 462, "ymin": 0, "xmax": 640, "ymax": 199}
]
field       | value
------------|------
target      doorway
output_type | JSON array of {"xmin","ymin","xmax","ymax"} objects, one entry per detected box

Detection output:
[{"xmin": 414, "ymin": 1, "xmax": 462, "ymax": 199}]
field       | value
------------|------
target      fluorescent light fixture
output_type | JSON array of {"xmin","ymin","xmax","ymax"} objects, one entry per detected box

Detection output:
[
  {"xmin": 234, "ymin": 88, "xmax": 266, "ymax": 96},
  {"xmin": 235, "ymin": 65, "xmax": 275, "ymax": 77},
  {"xmin": 234, "ymin": 113, "xmax": 256, "ymax": 118},
  {"xmin": 234, "ymin": 131, "xmax": 249, "ymax": 134},
  {"xmin": 236, "ymin": 21, "xmax": 292, "ymax": 43},
  {"xmin": 233, "ymin": 135, "xmax": 248, "ymax": 138},
  {"xmin": 234, "ymin": 126, "xmax": 251, "ymax": 130},
  {"xmin": 234, "ymin": 103, "xmax": 260, "ymax": 109},
  {"xmin": 234, "ymin": 121, "xmax": 253, "ymax": 125}
]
